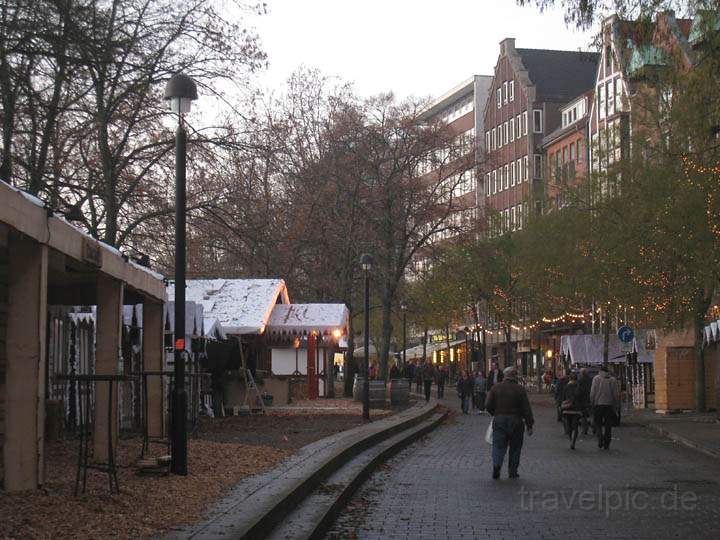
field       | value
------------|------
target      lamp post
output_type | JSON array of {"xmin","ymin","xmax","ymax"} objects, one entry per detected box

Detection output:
[
  {"xmin": 360, "ymin": 253, "xmax": 373, "ymax": 420},
  {"xmin": 400, "ymin": 302, "xmax": 407, "ymax": 372},
  {"xmin": 164, "ymin": 73, "xmax": 197, "ymax": 476}
]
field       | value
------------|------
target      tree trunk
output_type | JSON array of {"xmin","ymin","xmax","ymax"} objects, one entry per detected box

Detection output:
[
  {"xmin": 603, "ymin": 310, "xmax": 610, "ymax": 365},
  {"xmin": 379, "ymin": 291, "xmax": 393, "ymax": 381},
  {"xmin": 693, "ymin": 314, "xmax": 706, "ymax": 412},
  {"xmin": 422, "ymin": 327, "xmax": 428, "ymax": 363}
]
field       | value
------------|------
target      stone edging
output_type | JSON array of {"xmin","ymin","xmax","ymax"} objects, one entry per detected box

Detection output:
[{"xmin": 180, "ymin": 400, "xmax": 439, "ymax": 539}]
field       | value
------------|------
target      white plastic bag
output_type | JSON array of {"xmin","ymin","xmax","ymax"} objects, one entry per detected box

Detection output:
[{"xmin": 485, "ymin": 421, "xmax": 493, "ymax": 445}]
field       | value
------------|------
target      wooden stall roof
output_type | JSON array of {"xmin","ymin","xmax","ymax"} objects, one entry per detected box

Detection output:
[{"xmin": 0, "ymin": 180, "xmax": 166, "ymax": 302}]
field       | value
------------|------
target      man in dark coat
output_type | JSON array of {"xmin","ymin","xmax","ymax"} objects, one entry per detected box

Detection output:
[
  {"xmin": 485, "ymin": 366, "xmax": 534, "ymax": 479},
  {"xmin": 422, "ymin": 362, "xmax": 436, "ymax": 402},
  {"xmin": 578, "ymin": 367, "xmax": 593, "ymax": 434},
  {"xmin": 486, "ymin": 361, "xmax": 504, "ymax": 391},
  {"xmin": 436, "ymin": 366, "xmax": 447, "ymax": 399}
]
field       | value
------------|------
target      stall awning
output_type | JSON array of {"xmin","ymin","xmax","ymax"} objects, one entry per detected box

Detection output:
[{"xmin": 266, "ymin": 303, "xmax": 349, "ymax": 336}]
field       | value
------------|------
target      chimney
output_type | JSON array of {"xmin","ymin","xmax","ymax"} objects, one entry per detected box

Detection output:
[{"xmin": 500, "ymin": 38, "xmax": 516, "ymax": 57}]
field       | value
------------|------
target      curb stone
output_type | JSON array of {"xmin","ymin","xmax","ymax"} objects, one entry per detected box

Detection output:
[{"xmin": 173, "ymin": 400, "xmax": 438, "ymax": 540}]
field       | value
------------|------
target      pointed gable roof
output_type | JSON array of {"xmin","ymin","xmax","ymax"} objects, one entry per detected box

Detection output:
[{"xmin": 516, "ymin": 48, "xmax": 599, "ymax": 101}]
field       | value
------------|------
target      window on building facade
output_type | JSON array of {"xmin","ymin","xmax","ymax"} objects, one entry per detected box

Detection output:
[
  {"xmin": 509, "ymin": 80, "xmax": 514, "ymax": 102},
  {"xmin": 504, "ymin": 164, "xmax": 509, "ymax": 189},
  {"xmin": 491, "ymin": 128, "xmax": 496, "ymax": 150},
  {"xmin": 510, "ymin": 161, "xmax": 516, "ymax": 186},
  {"xmin": 605, "ymin": 45, "xmax": 612, "ymax": 71},
  {"xmin": 505, "ymin": 209, "xmax": 510, "ymax": 231},
  {"xmin": 599, "ymin": 84, "xmax": 606, "ymax": 119},
  {"xmin": 518, "ymin": 204, "xmax": 523, "ymax": 229},
  {"xmin": 486, "ymin": 131, "xmax": 490, "ymax": 152},
  {"xmin": 510, "ymin": 119, "xmax": 515, "ymax": 141},
  {"xmin": 504, "ymin": 121, "xmax": 509, "ymax": 145},
  {"xmin": 523, "ymin": 111, "xmax": 528, "ymax": 135},
  {"xmin": 577, "ymin": 140, "xmax": 584, "ymax": 163},
  {"xmin": 615, "ymin": 78, "xmax": 623, "ymax": 112},
  {"xmin": 534, "ymin": 154, "xmax": 543, "ymax": 179},
  {"xmin": 498, "ymin": 125, "xmax": 503, "ymax": 148},
  {"xmin": 533, "ymin": 109, "xmax": 543, "ymax": 133},
  {"xmin": 562, "ymin": 146, "xmax": 568, "ymax": 163},
  {"xmin": 516, "ymin": 158, "xmax": 522, "ymax": 182},
  {"xmin": 503, "ymin": 81, "xmax": 508, "ymax": 104},
  {"xmin": 524, "ymin": 155, "xmax": 529, "ymax": 180},
  {"xmin": 497, "ymin": 88, "xmax": 502, "ymax": 109},
  {"xmin": 492, "ymin": 170, "xmax": 497, "ymax": 194},
  {"xmin": 516, "ymin": 114, "xmax": 521, "ymax": 138},
  {"xmin": 511, "ymin": 206, "xmax": 516, "ymax": 230},
  {"xmin": 607, "ymin": 80, "xmax": 615, "ymax": 115},
  {"xmin": 570, "ymin": 142, "xmax": 576, "ymax": 161},
  {"xmin": 486, "ymin": 173, "xmax": 491, "ymax": 196}
]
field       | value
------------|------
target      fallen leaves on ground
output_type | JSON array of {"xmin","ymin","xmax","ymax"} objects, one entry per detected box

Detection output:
[{"xmin": 0, "ymin": 437, "xmax": 290, "ymax": 540}]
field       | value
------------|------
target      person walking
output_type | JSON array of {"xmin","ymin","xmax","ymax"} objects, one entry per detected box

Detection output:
[
  {"xmin": 485, "ymin": 366, "xmax": 534, "ymax": 479},
  {"xmin": 437, "ymin": 366, "xmax": 447, "ymax": 399},
  {"xmin": 457, "ymin": 370, "xmax": 473, "ymax": 414},
  {"xmin": 561, "ymin": 372, "xmax": 583, "ymax": 450},
  {"xmin": 486, "ymin": 362, "xmax": 504, "ymax": 392},
  {"xmin": 422, "ymin": 362, "xmax": 435, "ymax": 402},
  {"xmin": 404, "ymin": 362, "xmax": 415, "ymax": 392},
  {"xmin": 577, "ymin": 367, "xmax": 593, "ymax": 435},
  {"xmin": 590, "ymin": 364, "xmax": 620, "ymax": 450},
  {"xmin": 415, "ymin": 365, "xmax": 423, "ymax": 393},
  {"xmin": 474, "ymin": 370, "xmax": 487, "ymax": 413}
]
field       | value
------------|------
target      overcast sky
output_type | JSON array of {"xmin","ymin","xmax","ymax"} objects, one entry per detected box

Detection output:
[{"xmin": 249, "ymin": 0, "xmax": 598, "ymax": 101}]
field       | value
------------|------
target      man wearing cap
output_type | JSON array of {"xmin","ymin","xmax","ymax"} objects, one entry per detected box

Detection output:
[{"xmin": 485, "ymin": 366, "xmax": 534, "ymax": 479}]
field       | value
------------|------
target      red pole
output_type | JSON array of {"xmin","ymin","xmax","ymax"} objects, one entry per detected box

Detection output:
[{"xmin": 307, "ymin": 333, "xmax": 318, "ymax": 400}]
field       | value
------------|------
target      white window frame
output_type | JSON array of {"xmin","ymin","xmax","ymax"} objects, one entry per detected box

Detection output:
[
  {"xmin": 485, "ymin": 131, "xmax": 490, "ymax": 152},
  {"xmin": 504, "ymin": 121, "xmax": 509, "ymax": 145},
  {"xmin": 523, "ymin": 111, "xmax": 528, "ymax": 136},
  {"xmin": 504, "ymin": 164, "xmax": 509, "ymax": 189},
  {"xmin": 498, "ymin": 168, "xmax": 503, "ymax": 192},
  {"xmin": 533, "ymin": 109, "xmax": 543, "ymax": 133},
  {"xmin": 492, "ymin": 170, "xmax": 497, "ymax": 194},
  {"xmin": 486, "ymin": 173, "xmax": 491, "ymax": 196},
  {"xmin": 497, "ymin": 88, "xmax": 502, "ymax": 109},
  {"xmin": 516, "ymin": 114, "xmax": 521, "ymax": 138},
  {"xmin": 510, "ymin": 118, "xmax": 515, "ymax": 142},
  {"xmin": 511, "ymin": 206, "xmax": 516, "ymax": 230},
  {"xmin": 516, "ymin": 158, "xmax": 522, "ymax": 182},
  {"xmin": 524, "ymin": 155, "xmax": 529, "ymax": 180},
  {"xmin": 503, "ymin": 81, "xmax": 508, "ymax": 104},
  {"xmin": 599, "ymin": 85, "xmax": 606, "ymax": 119},
  {"xmin": 491, "ymin": 128, "xmax": 496, "ymax": 150},
  {"xmin": 509, "ymin": 80, "xmax": 515, "ymax": 102},
  {"xmin": 510, "ymin": 161, "xmax": 516, "ymax": 186}
]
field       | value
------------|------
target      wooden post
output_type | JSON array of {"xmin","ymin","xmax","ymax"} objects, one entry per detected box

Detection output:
[
  {"xmin": 4, "ymin": 234, "xmax": 48, "ymax": 491},
  {"xmin": 143, "ymin": 299, "xmax": 164, "ymax": 438},
  {"xmin": 94, "ymin": 275, "xmax": 123, "ymax": 462}
]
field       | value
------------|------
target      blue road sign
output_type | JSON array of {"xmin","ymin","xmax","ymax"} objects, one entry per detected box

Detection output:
[{"xmin": 618, "ymin": 325, "xmax": 634, "ymax": 343}]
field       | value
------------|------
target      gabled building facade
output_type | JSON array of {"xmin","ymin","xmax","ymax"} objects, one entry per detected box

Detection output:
[{"xmin": 481, "ymin": 38, "xmax": 599, "ymax": 236}]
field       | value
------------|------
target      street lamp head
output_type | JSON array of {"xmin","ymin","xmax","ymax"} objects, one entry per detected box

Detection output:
[
  {"xmin": 360, "ymin": 253, "xmax": 373, "ymax": 272},
  {"xmin": 164, "ymin": 73, "xmax": 198, "ymax": 115}
]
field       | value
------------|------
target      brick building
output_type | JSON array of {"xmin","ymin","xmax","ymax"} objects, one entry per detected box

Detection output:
[{"xmin": 481, "ymin": 38, "xmax": 599, "ymax": 236}]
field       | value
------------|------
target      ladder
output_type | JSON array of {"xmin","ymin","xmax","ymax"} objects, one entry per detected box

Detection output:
[{"xmin": 240, "ymin": 344, "xmax": 265, "ymax": 415}]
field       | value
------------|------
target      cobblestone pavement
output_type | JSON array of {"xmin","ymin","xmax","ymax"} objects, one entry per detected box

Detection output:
[{"xmin": 325, "ymin": 397, "xmax": 720, "ymax": 539}]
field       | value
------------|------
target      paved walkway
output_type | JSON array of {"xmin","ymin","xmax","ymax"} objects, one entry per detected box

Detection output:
[{"xmin": 326, "ymin": 395, "xmax": 720, "ymax": 539}]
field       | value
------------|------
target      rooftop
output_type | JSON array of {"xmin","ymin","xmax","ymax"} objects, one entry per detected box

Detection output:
[{"xmin": 517, "ymin": 48, "xmax": 599, "ymax": 101}]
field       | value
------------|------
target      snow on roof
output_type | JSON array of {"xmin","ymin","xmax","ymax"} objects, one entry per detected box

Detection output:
[
  {"xmin": 166, "ymin": 279, "xmax": 289, "ymax": 335},
  {"xmin": 266, "ymin": 303, "xmax": 349, "ymax": 335}
]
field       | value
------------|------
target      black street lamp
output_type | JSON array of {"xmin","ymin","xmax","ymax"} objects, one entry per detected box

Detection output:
[
  {"xmin": 164, "ymin": 73, "xmax": 198, "ymax": 476},
  {"xmin": 400, "ymin": 302, "xmax": 407, "ymax": 371},
  {"xmin": 360, "ymin": 253, "xmax": 373, "ymax": 421}
]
